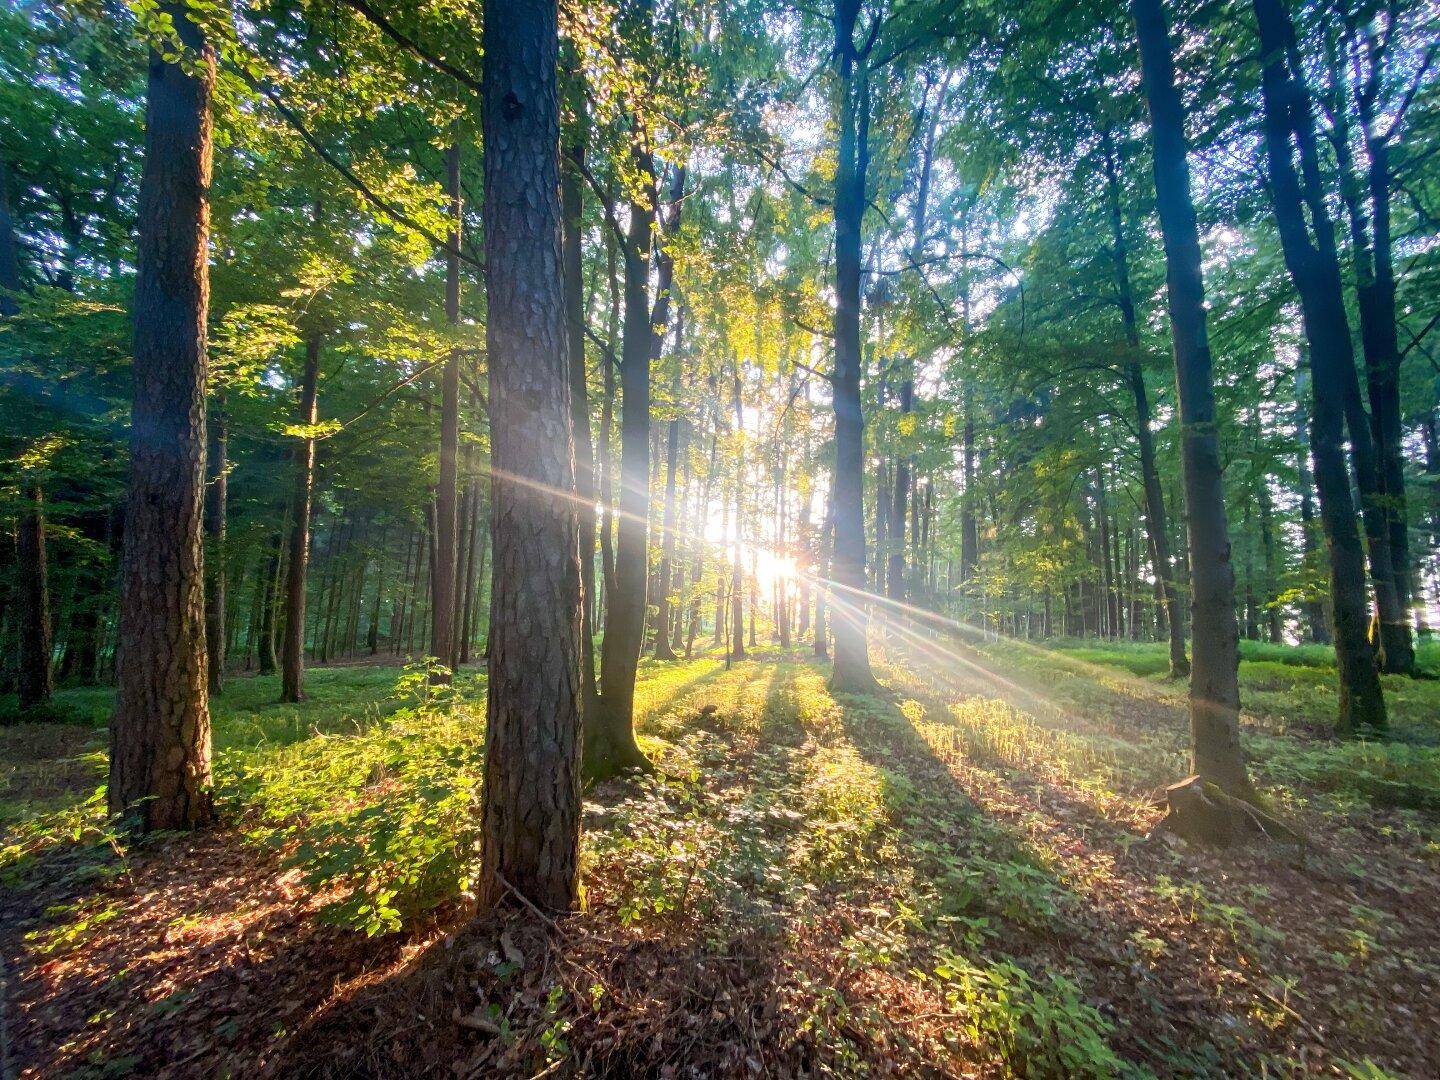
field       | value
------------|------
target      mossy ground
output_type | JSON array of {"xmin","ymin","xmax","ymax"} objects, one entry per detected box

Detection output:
[{"xmin": 2, "ymin": 637, "xmax": 1438, "ymax": 1077}]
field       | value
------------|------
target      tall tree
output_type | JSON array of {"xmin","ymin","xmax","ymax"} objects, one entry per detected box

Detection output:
[
  {"xmin": 280, "ymin": 331, "xmax": 320, "ymax": 703},
  {"xmin": 1253, "ymin": 0, "xmax": 1388, "ymax": 732},
  {"xmin": 16, "ymin": 482, "xmax": 51, "ymax": 711},
  {"xmin": 478, "ymin": 0, "xmax": 585, "ymax": 912},
  {"xmin": 1132, "ymin": 0, "xmax": 1251, "ymax": 797},
  {"xmin": 431, "ymin": 140, "xmax": 462, "ymax": 680},
  {"xmin": 827, "ymin": 0, "xmax": 880, "ymax": 693},
  {"xmin": 108, "ymin": 4, "xmax": 216, "ymax": 830}
]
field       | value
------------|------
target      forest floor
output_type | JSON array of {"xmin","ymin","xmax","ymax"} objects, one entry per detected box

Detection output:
[{"xmin": 3, "ymin": 633, "xmax": 1439, "ymax": 1078}]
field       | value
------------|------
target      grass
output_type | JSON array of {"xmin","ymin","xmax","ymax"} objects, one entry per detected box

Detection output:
[{"xmin": 4, "ymin": 637, "xmax": 1440, "ymax": 1077}]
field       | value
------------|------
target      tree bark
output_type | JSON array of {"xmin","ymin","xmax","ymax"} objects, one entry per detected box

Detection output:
[
  {"xmin": 108, "ymin": 5, "xmax": 216, "ymax": 830},
  {"xmin": 1132, "ymin": 0, "xmax": 1252, "ymax": 797},
  {"xmin": 562, "ymin": 56, "xmax": 600, "ymax": 712},
  {"xmin": 478, "ymin": 0, "xmax": 584, "ymax": 912},
  {"xmin": 828, "ymin": 1, "xmax": 879, "ymax": 694},
  {"xmin": 280, "ymin": 331, "xmax": 321, "ymax": 702},
  {"xmin": 887, "ymin": 380, "xmax": 912, "ymax": 608},
  {"xmin": 1253, "ymin": 0, "xmax": 1387, "ymax": 732},
  {"xmin": 16, "ymin": 484, "xmax": 52, "ymax": 712},
  {"xmin": 204, "ymin": 396, "xmax": 227, "ymax": 694},
  {"xmin": 654, "ymin": 347, "xmax": 682, "ymax": 660},
  {"xmin": 591, "ymin": 90, "xmax": 673, "ymax": 776},
  {"xmin": 431, "ymin": 141, "xmax": 462, "ymax": 681}
]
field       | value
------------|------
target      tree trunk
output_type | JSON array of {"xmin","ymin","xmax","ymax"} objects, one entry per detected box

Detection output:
[
  {"xmin": 887, "ymin": 380, "xmax": 912, "ymax": 608},
  {"xmin": 478, "ymin": 0, "xmax": 584, "ymax": 912},
  {"xmin": 828, "ymin": 2, "xmax": 879, "ymax": 693},
  {"xmin": 1253, "ymin": 0, "xmax": 1387, "ymax": 732},
  {"xmin": 108, "ymin": 6, "xmax": 216, "ymax": 830},
  {"xmin": 562, "ymin": 56, "xmax": 599, "ymax": 711},
  {"xmin": 431, "ymin": 141, "xmax": 462, "ymax": 681},
  {"xmin": 1132, "ymin": 0, "xmax": 1252, "ymax": 797},
  {"xmin": 592, "ymin": 98, "xmax": 673, "ymax": 776},
  {"xmin": 204, "ymin": 396, "xmax": 227, "ymax": 694},
  {"xmin": 281, "ymin": 331, "xmax": 320, "ymax": 702},
  {"xmin": 16, "ymin": 484, "xmax": 52, "ymax": 712},
  {"xmin": 653, "ymin": 355, "xmax": 682, "ymax": 660}
]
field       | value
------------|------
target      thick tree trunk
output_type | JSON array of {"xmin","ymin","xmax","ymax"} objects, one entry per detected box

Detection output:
[
  {"xmin": 478, "ymin": 0, "xmax": 584, "ymax": 912},
  {"xmin": 1253, "ymin": 0, "xmax": 1386, "ymax": 732},
  {"xmin": 828, "ymin": 5, "xmax": 879, "ymax": 693},
  {"xmin": 204, "ymin": 397, "xmax": 226, "ymax": 694},
  {"xmin": 280, "ymin": 332, "xmax": 320, "ymax": 702},
  {"xmin": 108, "ymin": 6, "xmax": 216, "ymax": 830},
  {"xmin": 1132, "ymin": 0, "xmax": 1252, "ymax": 798},
  {"xmin": 431, "ymin": 141, "xmax": 462, "ymax": 681},
  {"xmin": 16, "ymin": 484, "xmax": 52, "ymax": 712}
]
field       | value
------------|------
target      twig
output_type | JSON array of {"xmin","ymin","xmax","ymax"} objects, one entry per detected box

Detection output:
[{"xmin": 495, "ymin": 871, "xmax": 567, "ymax": 937}]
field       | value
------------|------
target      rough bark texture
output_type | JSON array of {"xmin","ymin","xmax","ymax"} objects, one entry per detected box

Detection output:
[
  {"xmin": 204, "ymin": 398, "xmax": 226, "ymax": 694},
  {"xmin": 478, "ymin": 0, "xmax": 585, "ymax": 912},
  {"xmin": 1132, "ymin": 0, "xmax": 1251, "ymax": 798},
  {"xmin": 16, "ymin": 484, "xmax": 52, "ymax": 712},
  {"xmin": 1253, "ymin": 0, "xmax": 1387, "ymax": 733},
  {"xmin": 280, "ymin": 333, "xmax": 320, "ymax": 703},
  {"xmin": 108, "ymin": 7, "xmax": 216, "ymax": 830},
  {"xmin": 828, "ymin": 0, "xmax": 879, "ymax": 694}
]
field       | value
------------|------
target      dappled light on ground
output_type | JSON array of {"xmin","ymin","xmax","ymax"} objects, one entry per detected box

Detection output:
[{"xmin": 4, "ymin": 647, "xmax": 1440, "ymax": 1076}]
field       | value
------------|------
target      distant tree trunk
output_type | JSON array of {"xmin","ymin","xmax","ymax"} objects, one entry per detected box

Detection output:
[
  {"xmin": 598, "ymin": 231, "xmax": 619, "ymax": 621},
  {"xmin": 1294, "ymin": 368, "xmax": 1331, "ymax": 644},
  {"xmin": 828, "ymin": 0, "xmax": 879, "ymax": 693},
  {"xmin": 430, "ymin": 140, "xmax": 462, "ymax": 682},
  {"xmin": 204, "ymin": 397, "xmax": 227, "ymax": 694},
  {"xmin": 1132, "ymin": 0, "xmax": 1252, "ymax": 798},
  {"xmin": 1253, "ymin": 0, "xmax": 1387, "ymax": 732},
  {"xmin": 729, "ymin": 365, "xmax": 747, "ymax": 661},
  {"xmin": 478, "ymin": 0, "xmax": 584, "ymax": 911},
  {"xmin": 16, "ymin": 484, "xmax": 52, "ymax": 712},
  {"xmin": 654, "ymin": 345, "xmax": 683, "ymax": 660},
  {"xmin": 108, "ymin": 6, "xmax": 216, "ymax": 830},
  {"xmin": 256, "ymin": 526, "xmax": 281, "ymax": 673},
  {"xmin": 960, "ymin": 405, "xmax": 978, "ymax": 585},
  {"xmin": 814, "ymin": 502, "xmax": 833, "ymax": 658},
  {"xmin": 887, "ymin": 380, "xmax": 912, "ymax": 608},
  {"xmin": 562, "ymin": 57, "xmax": 599, "ymax": 711},
  {"xmin": 280, "ymin": 331, "xmax": 320, "ymax": 703},
  {"xmin": 1101, "ymin": 127, "xmax": 1189, "ymax": 674}
]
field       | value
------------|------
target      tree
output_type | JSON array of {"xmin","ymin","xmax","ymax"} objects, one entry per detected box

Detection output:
[
  {"xmin": 108, "ymin": 5, "xmax": 216, "ymax": 830},
  {"xmin": 477, "ymin": 0, "xmax": 584, "ymax": 912},
  {"xmin": 827, "ymin": 0, "xmax": 881, "ymax": 694},
  {"xmin": 1253, "ymin": 0, "xmax": 1388, "ymax": 733},
  {"xmin": 1132, "ymin": 0, "xmax": 1251, "ymax": 797}
]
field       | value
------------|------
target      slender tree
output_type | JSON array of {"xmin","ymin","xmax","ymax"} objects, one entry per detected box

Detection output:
[
  {"xmin": 1132, "ymin": 0, "xmax": 1252, "ymax": 797},
  {"xmin": 1253, "ymin": 0, "xmax": 1387, "ymax": 732}
]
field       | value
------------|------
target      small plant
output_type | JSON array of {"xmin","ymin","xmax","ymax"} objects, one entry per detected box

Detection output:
[{"xmin": 926, "ymin": 952, "xmax": 1129, "ymax": 1079}]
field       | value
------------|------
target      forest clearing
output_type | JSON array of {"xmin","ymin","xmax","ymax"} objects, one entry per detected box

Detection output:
[
  {"xmin": 4, "ymin": 641, "xmax": 1440, "ymax": 1077},
  {"xmin": 4, "ymin": 0, "xmax": 1440, "ymax": 1075}
]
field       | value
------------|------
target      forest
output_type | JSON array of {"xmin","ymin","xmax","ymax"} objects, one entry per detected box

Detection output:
[{"xmin": 1, "ymin": 0, "xmax": 1439, "ymax": 1075}]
